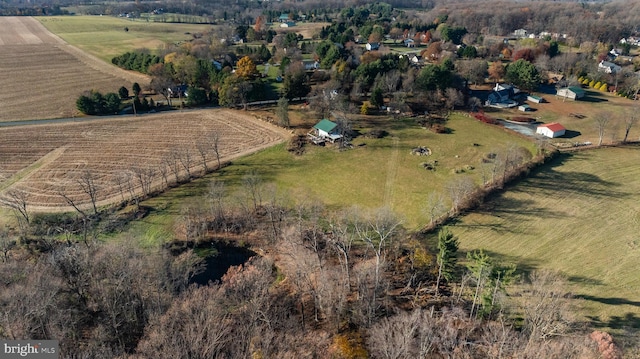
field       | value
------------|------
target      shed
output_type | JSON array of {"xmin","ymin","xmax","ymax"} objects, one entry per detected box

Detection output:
[
  {"xmin": 556, "ymin": 87, "xmax": 585, "ymax": 100},
  {"xmin": 518, "ymin": 104, "xmax": 532, "ymax": 112},
  {"xmin": 313, "ymin": 119, "xmax": 343, "ymax": 142},
  {"xmin": 536, "ymin": 122, "xmax": 566, "ymax": 138},
  {"xmin": 527, "ymin": 95, "xmax": 544, "ymax": 103}
]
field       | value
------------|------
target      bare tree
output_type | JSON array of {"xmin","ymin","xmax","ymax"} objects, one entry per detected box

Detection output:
[
  {"xmin": 4, "ymin": 189, "xmax": 30, "ymax": 238},
  {"xmin": 242, "ymin": 170, "xmax": 263, "ymax": 212},
  {"xmin": 77, "ymin": 169, "xmax": 99, "ymax": 215},
  {"xmin": 178, "ymin": 147, "xmax": 194, "ymax": 180},
  {"xmin": 210, "ymin": 131, "xmax": 221, "ymax": 170},
  {"xmin": 354, "ymin": 207, "xmax": 402, "ymax": 325},
  {"xmin": 519, "ymin": 270, "xmax": 575, "ymax": 348},
  {"xmin": 446, "ymin": 176, "xmax": 478, "ymax": 214},
  {"xmin": 624, "ymin": 107, "xmax": 638, "ymax": 143},
  {"xmin": 425, "ymin": 191, "xmax": 446, "ymax": 227},
  {"xmin": 156, "ymin": 162, "xmax": 169, "ymax": 189},
  {"xmin": 594, "ymin": 111, "xmax": 611, "ymax": 146},
  {"xmin": 367, "ymin": 310, "xmax": 421, "ymax": 359},
  {"xmin": 195, "ymin": 140, "xmax": 211, "ymax": 175},
  {"xmin": 0, "ymin": 226, "xmax": 14, "ymax": 262},
  {"xmin": 132, "ymin": 166, "xmax": 156, "ymax": 198},
  {"xmin": 165, "ymin": 149, "xmax": 182, "ymax": 184},
  {"xmin": 114, "ymin": 171, "xmax": 130, "ymax": 204}
]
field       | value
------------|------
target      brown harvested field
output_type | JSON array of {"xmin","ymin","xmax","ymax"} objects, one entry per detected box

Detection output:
[
  {"xmin": 0, "ymin": 16, "xmax": 149, "ymax": 122},
  {"xmin": 0, "ymin": 109, "xmax": 289, "ymax": 211}
]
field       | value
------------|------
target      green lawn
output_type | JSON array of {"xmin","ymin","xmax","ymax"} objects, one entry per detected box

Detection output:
[
  {"xmin": 37, "ymin": 16, "xmax": 212, "ymax": 63},
  {"xmin": 450, "ymin": 146, "xmax": 640, "ymax": 330}
]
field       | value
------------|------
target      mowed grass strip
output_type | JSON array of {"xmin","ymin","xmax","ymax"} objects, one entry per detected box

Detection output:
[
  {"xmin": 451, "ymin": 146, "xmax": 640, "ymax": 328},
  {"xmin": 37, "ymin": 16, "xmax": 213, "ymax": 62}
]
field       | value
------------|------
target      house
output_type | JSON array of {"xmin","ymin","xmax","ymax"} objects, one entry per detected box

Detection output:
[
  {"xmin": 312, "ymin": 119, "xmax": 343, "ymax": 143},
  {"xmin": 365, "ymin": 42, "xmax": 380, "ymax": 51},
  {"xmin": 408, "ymin": 54, "xmax": 421, "ymax": 64},
  {"xmin": 514, "ymin": 29, "xmax": 528, "ymax": 38},
  {"xmin": 280, "ymin": 21, "xmax": 296, "ymax": 28},
  {"xmin": 536, "ymin": 122, "xmax": 566, "ymax": 138},
  {"xmin": 518, "ymin": 104, "xmax": 533, "ymax": 112},
  {"xmin": 404, "ymin": 39, "xmax": 415, "ymax": 48},
  {"xmin": 301, "ymin": 60, "xmax": 320, "ymax": 71},
  {"xmin": 527, "ymin": 95, "xmax": 544, "ymax": 103},
  {"xmin": 168, "ymin": 84, "xmax": 188, "ymax": 98},
  {"xmin": 598, "ymin": 60, "xmax": 621, "ymax": 74},
  {"xmin": 485, "ymin": 83, "xmax": 519, "ymax": 108},
  {"xmin": 556, "ymin": 87, "xmax": 585, "ymax": 100},
  {"xmin": 278, "ymin": 14, "xmax": 290, "ymax": 22}
]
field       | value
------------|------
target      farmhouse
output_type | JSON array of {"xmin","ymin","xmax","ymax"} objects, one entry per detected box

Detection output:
[
  {"xmin": 485, "ymin": 83, "xmax": 519, "ymax": 108},
  {"xmin": 404, "ymin": 39, "xmax": 415, "ymax": 47},
  {"xmin": 556, "ymin": 87, "xmax": 585, "ymax": 100},
  {"xmin": 598, "ymin": 60, "xmax": 622, "ymax": 74},
  {"xmin": 536, "ymin": 122, "xmax": 566, "ymax": 138},
  {"xmin": 366, "ymin": 42, "xmax": 380, "ymax": 51},
  {"xmin": 280, "ymin": 21, "xmax": 296, "ymax": 28},
  {"xmin": 311, "ymin": 119, "xmax": 343, "ymax": 143},
  {"xmin": 301, "ymin": 60, "xmax": 320, "ymax": 71}
]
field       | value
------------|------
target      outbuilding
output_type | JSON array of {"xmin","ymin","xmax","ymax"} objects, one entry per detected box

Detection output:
[
  {"xmin": 556, "ymin": 87, "xmax": 585, "ymax": 100},
  {"xmin": 312, "ymin": 119, "xmax": 343, "ymax": 143},
  {"xmin": 536, "ymin": 122, "xmax": 566, "ymax": 138},
  {"xmin": 518, "ymin": 104, "xmax": 532, "ymax": 112},
  {"xmin": 527, "ymin": 95, "xmax": 544, "ymax": 103}
]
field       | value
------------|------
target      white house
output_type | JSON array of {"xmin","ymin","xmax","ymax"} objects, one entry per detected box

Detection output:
[
  {"xmin": 312, "ymin": 119, "xmax": 343, "ymax": 143},
  {"xmin": 514, "ymin": 29, "xmax": 528, "ymax": 38},
  {"xmin": 556, "ymin": 87, "xmax": 585, "ymax": 100},
  {"xmin": 598, "ymin": 60, "xmax": 621, "ymax": 74},
  {"xmin": 280, "ymin": 21, "xmax": 296, "ymax": 28},
  {"xmin": 536, "ymin": 122, "xmax": 566, "ymax": 138},
  {"xmin": 404, "ymin": 39, "xmax": 415, "ymax": 48},
  {"xmin": 301, "ymin": 60, "xmax": 319, "ymax": 70}
]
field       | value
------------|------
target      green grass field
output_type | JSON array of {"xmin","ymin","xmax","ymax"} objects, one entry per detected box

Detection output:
[
  {"xmin": 450, "ymin": 146, "xmax": 640, "ymax": 330},
  {"xmin": 37, "ymin": 16, "xmax": 213, "ymax": 63},
  {"xmin": 113, "ymin": 113, "xmax": 534, "ymax": 249}
]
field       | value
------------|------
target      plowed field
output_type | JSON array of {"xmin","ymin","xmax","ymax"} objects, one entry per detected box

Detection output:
[
  {"xmin": 0, "ymin": 110, "xmax": 288, "ymax": 211},
  {"xmin": 0, "ymin": 16, "xmax": 149, "ymax": 122}
]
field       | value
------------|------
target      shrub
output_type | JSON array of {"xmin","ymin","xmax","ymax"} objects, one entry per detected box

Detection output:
[
  {"xmin": 599, "ymin": 83, "xmax": 608, "ymax": 92},
  {"xmin": 594, "ymin": 81, "xmax": 602, "ymax": 89},
  {"xmin": 589, "ymin": 79, "xmax": 596, "ymax": 88}
]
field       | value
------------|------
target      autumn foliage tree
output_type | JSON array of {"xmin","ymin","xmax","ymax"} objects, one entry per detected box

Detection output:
[{"xmin": 235, "ymin": 56, "xmax": 258, "ymax": 79}]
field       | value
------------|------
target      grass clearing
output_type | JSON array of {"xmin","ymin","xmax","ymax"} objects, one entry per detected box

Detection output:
[
  {"xmin": 117, "ymin": 113, "xmax": 534, "ymax": 245},
  {"xmin": 37, "ymin": 16, "xmax": 213, "ymax": 62},
  {"xmin": 450, "ymin": 146, "xmax": 640, "ymax": 330}
]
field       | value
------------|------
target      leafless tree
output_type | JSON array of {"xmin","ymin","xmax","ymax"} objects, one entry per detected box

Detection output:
[
  {"xmin": 519, "ymin": 270, "xmax": 575, "ymax": 349},
  {"xmin": 4, "ymin": 189, "xmax": 30, "ymax": 238},
  {"xmin": 132, "ymin": 165, "xmax": 156, "ymax": 198},
  {"xmin": 0, "ymin": 227, "xmax": 14, "ymax": 262},
  {"xmin": 354, "ymin": 207, "xmax": 402, "ymax": 325},
  {"xmin": 425, "ymin": 191, "xmax": 446, "ymax": 227},
  {"xmin": 166, "ymin": 149, "xmax": 182, "ymax": 184},
  {"xmin": 446, "ymin": 176, "xmax": 478, "ymax": 214},
  {"xmin": 157, "ymin": 162, "xmax": 169, "ymax": 189},
  {"xmin": 77, "ymin": 169, "xmax": 99, "ymax": 215},
  {"xmin": 114, "ymin": 171, "xmax": 130, "ymax": 204},
  {"xmin": 206, "ymin": 179, "xmax": 227, "ymax": 225},
  {"xmin": 210, "ymin": 131, "xmax": 221, "ymax": 170},
  {"xmin": 242, "ymin": 170, "xmax": 263, "ymax": 212},
  {"xmin": 178, "ymin": 147, "xmax": 194, "ymax": 180},
  {"xmin": 195, "ymin": 140, "xmax": 211, "ymax": 175},
  {"xmin": 594, "ymin": 111, "xmax": 611, "ymax": 146},
  {"xmin": 624, "ymin": 107, "xmax": 638, "ymax": 143},
  {"xmin": 383, "ymin": 70, "xmax": 401, "ymax": 95},
  {"xmin": 444, "ymin": 88, "xmax": 465, "ymax": 110},
  {"xmin": 367, "ymin": 310, "xmax": 421, "ymax": 359}
]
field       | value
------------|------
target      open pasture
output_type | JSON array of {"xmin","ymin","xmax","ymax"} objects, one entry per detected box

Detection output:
[
  {"xmin": 0, "ymin": 16, "xmax": 149, "ymax": 122},
  {"xmin": 38, "ymin": 16, "xmax": 214, "ymax": 62},
  {"xmin": 450, "ymin": 147, "xmax": 640, "ymax": 328},
  {"xmin": 0, "ymin": 109, "xmax": 288, "ymax": 211}
]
